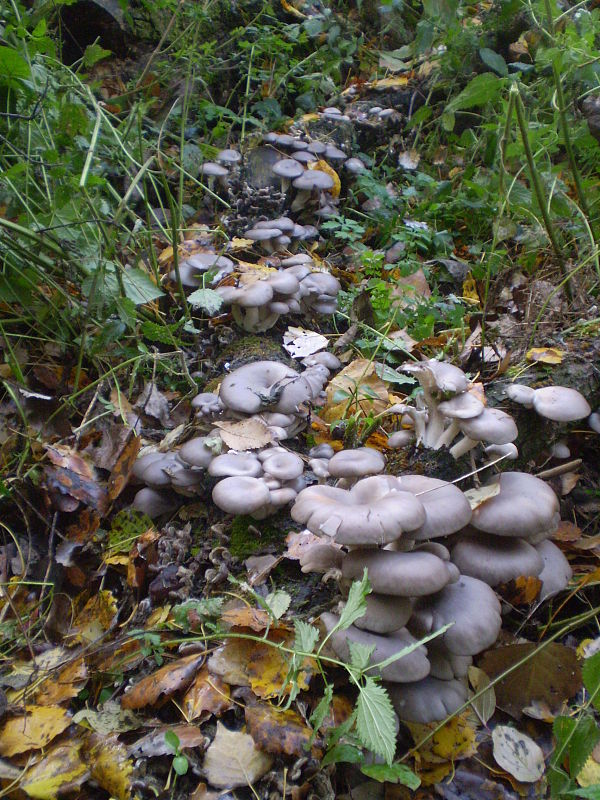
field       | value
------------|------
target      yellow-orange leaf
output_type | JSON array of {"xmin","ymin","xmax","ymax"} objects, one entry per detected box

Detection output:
[
  {"xmin": 0, "ymin": 706, "xmax": 71, "ymax": 757},
  {"xmin": 88, "ymin": 733, "xmax": 132, "ymax": 800},
  {"xmin": 121, "ymin": 653, "xmax": 204, "ymax": 710},
  {"xmin": 526, "ymin": 347, "xmax": 564, "ymax": 364},
  {"xmin": 21, "ymin": 742, "xmax": 88, "ymax": 799}
]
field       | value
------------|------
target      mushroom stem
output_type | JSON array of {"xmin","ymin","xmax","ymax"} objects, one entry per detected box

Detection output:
[
  {"xmin": 449, "ymin": 435, "xmax": 479, "ymax": 460},
  {"xmin": 421, "ymin": 387, "xmax": 444, "ymax": 448},
  {"xmin": 387, "ymin": 404, "xmax": 427, "ymax": 444},
  {"xmin": 434, "ymin": 419, "xmax": 460, "ymax": 450}
]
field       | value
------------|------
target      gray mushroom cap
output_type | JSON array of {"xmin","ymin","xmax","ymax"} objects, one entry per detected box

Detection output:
[
  {"xmin": 292, "ymin": 170, "xmax": 335, "ymax": 191},
  {"xmin": 327, "ymin": 447, "xmax": 386, "ymax": 478},
  {"xmin": 292, "ymin": 151, "xmax": 316, "ymax": 164},
  {"xmin": 350, "ymin": 593, "xmax": 413, "ymax": 634},
  {"xmin": 388, "ymin": 677, "xmax": 468, "ymax": 723},
  {"xmin": 532, "ymin": 386, "xmax": 592, "ymax": 422},
  {"xmin": 393, "ymin": 475, "xmax": 472, "ymax": 539},
  {"xmin": 308, "ymin": 443, "xmax": 335, "ymax": 459},
  {"xmin": 342, "ymin": 549, "xmax": 457, "ymax": 596},
  {"xmin": 506, "ymin": 384, "xmax": 535, "ymax": 408},
  {"xmin": 261, "ymin": 450, "xmax": 304, "ymax": 481},
  {"xmin": 324, "ymin": 144, "xmax": 347, "ymax": 161},
  {"xmin": 451, "ymin": 531, "xmax": 544, "ymax": 586},
  {"xmin": 191, "ymin": 392, "xmax": 223, "ymax": 416},
  {"xmin": 212, "ymin": 476, "xmax": 270, "ymax": 514},
  {"xmin": 216, "ymin": 149, "xmax": 241, "ymax": 165},
  {"xmin": 217, "ymin": 281, "xmax": 274, "ymax": 308},
  {"xmin": 137, "ymin": 452, "xmax": 178, "ymax": 487},
  {"xmin": 272, "ymin": 159, "xmax": 305, "ymax": 179},
  {"xmin": 132, "ymin": 452, "xmax": 164, "ymax": 482},
  {"xmin": 470, "ymin": 471, "xmax": 560, "ymax": 541},
  {"xmin": 536, "ymin": 539, "xmax": 572, "ymax": 600},
  {"xmin": 410, "ymin": 575, "xmax": 502, "ymax": 655},
  {"xmin": 178, "ymin": 436, "xmax": 218, "ymax": 468},
  {"xmin": 133, "ymin": 487, "xmax": 178, "ymax": 518},
  {"xmin": 208, "ymin": 452, "xmax": 262, "ymax": 478},
  {"xmin": 345, "ymin": 157, "xmax": 366, "ymax": 173},
  {"xmin": 200, "ymin": 162, "xmax": 229, "ymax": 177},
  {"xmin": 403, "ymin": 359, "xmax": 469, "ymax": 395},
  {"xmin": 255, "ymin": 216, "xmax": 296, "ymax": 234},
  {"xmin": 457, "ymin": 407, "xmax": 518, "ymax": 445},
  {"xmin": 244, "ymin": 227, "xmax": 284, "ymax": 242},
  {"xmin": 426, "ymin": 639, "xmax": 472, "ymax": 680},
  {"xmin": 387, "ymin": 430, "xmax": 414, "ymax": 449},
  {"xmin": 301, "ymin": 352, "xmax": 341, "ymax": 371},
  {"xmin": 219, "ymin": 361, "xmax": 315, "ymax": 415},
  {"xmin": 291, "ymin": 479, "xmax": 427, "ymax": 546},
  {"xmin": 321, "ymin": 613, "xmax": 430, "ymax": 683},
  {"xmin": 307, "ymin": 141, "xmax": 327, "ymax": 155},
  {"xmin": 438, "ymin": 393, "xmax": 484, "ymax": 419}
]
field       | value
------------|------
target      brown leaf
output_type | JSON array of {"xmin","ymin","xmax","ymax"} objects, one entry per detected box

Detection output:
[
  {"xmin": 497, "ymin": 576, "xmax": 542, "ymax": 606},
  {"xmin": 0, "ymin": 706, "xmax": 71, "ymax": 756},
  {"xmin": 245, "ymin": 702, "xmax": 317, "ymax": 757},
  {"xmin": 108, "ymin": 432, "xmax": 141, "ymax": 501},
  {"xmin": 35, "ymin": 656, "xmax": 88, "ymax": 706},
  {"xmin": 69, "ymin": 590, "xmax": 118, "ymax": 644},
  {"xmin": 221, "ymin": 606, "xmax": 277, "ymax": 632},
  {"xmin": 203, "ymin": 722, "xmax": 273, "ymax": 789},
  {"xmin": 135, "ymin": 382, "xmax": 172, "ymax": 427},
  {"xmin": 43, "ymin": 444, "xmax": 108, "ymax": 513},
  {"xmin": 214, "ymin": 418, "xmax": 272, "ymax": 451},
  {"xmin": 526, "ymin": 347, "xmax": 564, "ymax": 364},
  {"xmin": 322, "ymin": 358, "xmax": 389, "ymax": 424},
  {"xmin": 552, "ymin": 520, "xmax": 582, "ymax": 543},
  {"xmin": 182, "ymin": 667, "xmax": 232, "ymax": 722},
  {"xmin": 121, "ymin": 654, "xmax": 204, "ymax": 710},
  {"xmin": 130, "ymin": 724, "xmax": 208, "ymax": 757},
  {"xmin": 479, "ymin": 643, "xmax": 581, "ymax": 718}
]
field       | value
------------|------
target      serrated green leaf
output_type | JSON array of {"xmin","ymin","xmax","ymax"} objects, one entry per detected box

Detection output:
[
  {"xmin": 83, "ymin": 43, "xmax": 112, "ymax": 68},
  {"xmin": 337, "ymin": 570, "xmax": 370, "ymax": 631},
  {"xmin": 294, "ymin": 619, "xmax": 320, "ymax": 655},
  {"xmin": 361, "ymin": 762, "xmax": 421, "ymax": 788},
  {"xmin": 552, "ymin": 714, "xmax": 600, "ymax": 782},
  {"xmin": 0, "ymin": 46, "xmax": 31, "ymax": 87},
  {"xmin": 265, "ymin": 589, "xmax": 291, "ymax": 620},
  {"xmin": 121, "ymin": 267, "xmax": 164, "ymax": 305},
  {"xmin": 356, "ymin": 677, "xmax": 396, "ymax": 765},
  {"xmin": 583, "ymin": 653, "xmax": 600, "ymax": 712},
  {"xmin": 479, "ymin": 47, "xmax": 508, "ymax": 77},
  {"xmin": 140, "ymin": 319, "xmax": 183, "ymax": 345},
  {"xmin": 309, "ymin": 684, "xmax": 333, "ymax": 744},
  {"xmin": 446, "ymin": 73, "xmax": 504, "ymax": 114},
  {"xmin": 187, "ymin": 288, "xmax": 224, "ymax": 315},
  {"xmin": 563, "ymin": 787, "xmax": 600, "ymax": 799},
  {"xmin": 321, "ymin": 743, "xmax": 363, "ymax": 767},
  {"xmin": 349, "ymin": 641, "xmax": 375, "ymax": 672}
]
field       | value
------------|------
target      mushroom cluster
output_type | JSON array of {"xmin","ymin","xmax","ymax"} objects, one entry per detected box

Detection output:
[
  {"xmin": 215, "ymin": 255, "xmax": 341, "ymax": 332},
  {"xmin": 506, "ymin": 383, "xmax": 592, "ymax": 422},
  {"xmin": 389, "ymin": 359, "xmax": 518, "ymax": 461},
  {"xmin": 131, "ymin": 360, "xmax": 332, "ymax": 517},
  {"xmin": 291, "ymin": 471, "xmax": 505, "ymax": 723}
]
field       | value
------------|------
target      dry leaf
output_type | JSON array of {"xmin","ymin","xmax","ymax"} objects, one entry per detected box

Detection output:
[
  {"xmin": 464, "ymin": 482, "xmax": 500, "ymax": 510},
  {"xmin": 88, "ymin": 733, "xmax": 132, "ymax": 800},
  {"xmin": 221, "ymin": 606, "xmax": 276, "ymax": 632},
  {"xmin": 312, "ymin": 159, "xmax": 341, "ymax": 198},
  {"xmin": 73, "ymin": 700, "xmax": 144, "ymax": 734},
  {"xmin": 0, "ymin": 706, "xmax": 71, "ymax": 757},
  {"xmin": 203, "ymin": 722, "xmax": 273, "ymax": 789},
  {"xmin": 552, "ymin": 520, "xmax": 582, "ymax": 542},
  {"xmin": 182, "ymin": 667, "xmax": 232, "ymax": 722},
  {"xmin": 369, "ymin": 76, "xmax": 409, "ymax": 89},
  {"xmin": 468, "ymin": 666, "xmax": 496, "ymax": 724},
  {"xmin": 492, "ymin": 725, "xmax": 544, "ymax": 782},
  {"xmin": 130, "ymin": 724, "xmax": 208, "ymax": 757},
  {"xmin": 214, "ymin": 418, "xmax": 272, "ymax": 451},
  {"xmin": 526, "ymin": 347, "xmax": 564, "ymax": 364},
  {"xmin": 407, "ymin": 712, "xmax": 478, "ymax": 765},
  {"xmin": 497, "ymin": 575, "xmax": 542, "ymax": 606},
  {"xmin": 282, "ymin": 327, "xmax": 328, "ymax": 359},
  {"xmin": 70, "ymin": 590, "xmax": 118, "ymax": 644},
  {"xmin": 43, "ymin": 444, "xmax": 108, "ymax": 514},
  {"xmin": 245, "ymin": 703, "xmax": 316, "ymax": 757},
  {"xmin": 577, "ymin": 754, "xmax": 600, "ymax": 787},
  {"xmin": 20, "ymin": 742, "xmax": 88, "ymax": 800},
  {"xmin": 121, "ymin": 654, "xmax": 204, "ymax": 710},
  {"xmin": 34, "ymin": 656, "xmax": 88, "ymax": 706},
  {"xmin": 479, "ymin": 643, "xmax": 581, "ymax": 718},
  {"xmin": 322, "ymin": 358, "xmax": 389, "ymax": 424}
]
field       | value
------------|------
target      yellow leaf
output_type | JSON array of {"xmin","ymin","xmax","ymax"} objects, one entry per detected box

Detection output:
[
  {"xmin": 280, "ymin": 0, "xmax": 306, "ymax": 18},
  {"xmin": 369, "ymin": 76, "xmax": 409, "ymax": 89},
  {"xmin": 34, "ymin": 656, "xmax": 88, "ymax": 706},
  {"xmin": 577, "ymin": 754, "xmax": 600, "ymax": 787},
  {"xmin": 300, "ymin": 113, "xmax": 320, "ymax": 123},
  {"xmin": 312, "ymin": 159, "xmax": 341, "ymax": 198},
  {"xmin": 408, "ymin": 712, "xmax": 478, "ymax": 768},
  {"xmin": 21, "ymin": 742, "xmax": 88, "ymax": 799},
  {"xmin": 321, "ymin": 358, "xmax": 389, "ymax": 424},
  {"xmin": 230, "ymin": 237, "xmax": 254, "ymax": 250},
  {"xmin": 88, "ymin": 733, "xmax": 132, "ymax": 800},
  {"xmin": 70, "ymin": 590, "xmax": 118, "ymax": 644},
  {"xmin": 0, "ymin": 706, "xmax": 71, "ymax": 757},
  {"xmin": 526, "ymin": 347, "xmax": 564, "ymax": 364},
  {"xmin": 462, "ymin": 275, "xmax": 480, "ymax": 305}
]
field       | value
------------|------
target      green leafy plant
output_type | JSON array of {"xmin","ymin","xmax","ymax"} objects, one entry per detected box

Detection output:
[{"xmin": 164, "ymin": 729, "xmax": 189, "ymax": 776}]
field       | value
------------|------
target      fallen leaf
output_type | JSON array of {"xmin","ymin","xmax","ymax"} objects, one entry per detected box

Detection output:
[
  {"xmin": 468, "ymin": 666, "xmax": 496, "ymax": 724},
  {"xmin": 182, "ymin": 667, "xmax": 232, "ymax": 722},
  {"xmin": 20, "ymin": 742, "xmax": 88, "ymax": 800},
  {"xmin": 34, "ymin": 655, "xmax": 88, "ymax": 706},
  {"xmin": 322, "ymin": 358, "xmax": 389, "ymax": 424},
  {"xmin": 577, "ymin": 753, "xmax": 600, "ymax": 787},
  {"xmin": 464, "ymin": 482, "xmax": 501, "ymax": 510},
  {"xmin": 245, "ymin": 554, "xmax": 281, "ymax": 586},
  {"xmin": 280, "ymin": 0, "xmax": 307, "ymax": 18},
  {"xmin": 73, "ymin": 700, "xmax": 145, "ymax": 734},
  {"xmin": 479, "ymin": 643, "xmax": 581, "ymax": 718},
  {"xmin": 552, "ymin": 520, "xmax": 582, "ymax": 543},
  {"xmin": 526, "ymin": 347, "xmax": 564, "ymax": 364},
  {"xmin": 135, "ymin": 382, "xmax": 172, "ymax": 427},
  {"xmin": 221, "ymin": 606, "xmax": 277, "ymax": 632},
  {"xmin": 492, "ymin": 725, "xmax": 545, "ymax": 782},
  {"xmin": 214, "ymin": 418, "xmax": 272, "ymax": 450},
  {"xmin": 522, "ymin": 699, "xmax": 555, "ymax": 722},
  {"xmin": 245, "ymin": 702, "xmax": 316, "ymax": 757},
  {"xmin": 369, "ymin": 76, "xmax": 409, "ymax": 89},
  {"xmin": 107, "ymin": 432, "xmax": 141, "ymax": 501},
  {"xmin": 43, "ymin": 445, "xmax": 108, "ymax": 514},
  {"xmin": 462, "ymin": 275, "xmax": 481, "ymax": 305},
  {"xmin": 87, "ymin": 733, "xmax": 132, "ymax": 800},
  {"xmin": 130, "ymin": 724, "xmax": 208, "ymax": 757},
  {"xmin": 230, "ymin": 237, "xmax": 254, "ymax": 249},
  {"xmin": 282, "ymin": 327, "xmax": 328, "ymax": 359},
  {"xmin": 203, "ymin": 722, "xmax": 273, "ymax": 789},
  {"xmin": 407, "ymin": 712, "xmax": 478, "ymax": 766},
  {"xmin": 121, "ymin": 653, "xmax": 204, "ymax": 710},
  {"xmin": 69, "ymin": 590, "xmax": 118, "ymax": 644},
  {"xmin": 497, "ymin": 576, "xmax": 542, "ymax": 606},
  {"xmin": 312, "ymin": 160, "xmax": 341, "ymax": 198},
  {"xmin": 0, "ymin": 706, "xmax": 71, "ymax": 756}
]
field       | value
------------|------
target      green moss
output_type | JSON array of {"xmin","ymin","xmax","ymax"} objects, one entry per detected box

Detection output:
[{"xmin": 229, "ymin": 514, "xmax": 283, "ymax": 559}]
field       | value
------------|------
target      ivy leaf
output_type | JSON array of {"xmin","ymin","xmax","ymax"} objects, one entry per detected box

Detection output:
[
  {"xmin": 294, "ymin": 620, "xmax": 320, "ymax": 655},
  {"xmin": 356, "ymin": 677, "xmax": 396, "ymax": 765},
  {"xmin": 337, "ymin": 570, "xmax": 370, "ymax": 631},
  {"xmin": 361, "ymin": 762, "xmax": 421, "ymax": 788},
  {"xmin": 187, "ymin": 288, "xmax": 224, "ymax": 315}
]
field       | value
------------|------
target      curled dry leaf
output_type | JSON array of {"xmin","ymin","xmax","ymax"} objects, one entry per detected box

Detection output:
[
  {"xmin": 245, "ymin": 702, "xmax": 317, "ymax": 757},
  {"xmin": 0, "ymin": 706, "xmax": 71, "ymax": 757},
  {"xmin": 464, "ymin": 482, "xmax": 500, "ymax": 510},
  {"xmin": 479, "ymin": 643, "xmax": 581, "ymax": 719},
  {"xmin": 492, "ymin": 725, "xmax": 545, "ymax": 782},
  {"xmin": 43, "ymin": 444, "xmax": 108, "ymax": 514},
  {"xmin": 203, "ymin": 722, "xmax": 273, "ymax": 789},
  {"xmin": 182, "ymin": 666, "xmax": 233, "ymax": 722},
  {"xmin": 220, "ymin": 606, "xmax": 279, "ymax": 632},
  {"xmin": 121, "ymin": 653, "xmax": 204, "ymax": 710},
  {"xmin": 20, "ymin": 742, "xmax": 88, "ymax": 800},
  {"xmin": 282, "ymin": 327, "xmax": 328, "ymax": 359},
  {"xmin": 213, "ymin": 418, "xmax": 272, "ymax": 451}
]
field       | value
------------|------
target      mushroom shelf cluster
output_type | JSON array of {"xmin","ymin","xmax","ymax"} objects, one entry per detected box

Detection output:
[{"xmin": 291, "ymin": 463, "xmax": 574, "ymax": 723}]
